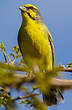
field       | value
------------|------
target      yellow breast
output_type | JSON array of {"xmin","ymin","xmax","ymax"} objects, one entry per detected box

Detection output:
[{"xmin": 18, "ymin": 20, "xmax": 53, "ymax": 71}]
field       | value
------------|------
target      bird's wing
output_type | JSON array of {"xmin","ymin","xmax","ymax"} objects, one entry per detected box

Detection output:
[
  {"xmin": 47, "ymin": 30, "xmax": 55, "ymax": 67},
  {"xmin": 43, "ymin": 24, "xmax": 55, "ymax": 67}
]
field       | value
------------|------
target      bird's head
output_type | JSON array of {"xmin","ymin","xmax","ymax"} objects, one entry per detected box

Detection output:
[{"xmin": 19, "ymin": 4, "xmax": 42, "ymax": 23}]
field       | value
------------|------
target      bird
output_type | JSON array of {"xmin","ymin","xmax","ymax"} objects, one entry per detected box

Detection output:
[{"xmin": 18, "ymin": 4, "xmax": 64, "ymax": 106}]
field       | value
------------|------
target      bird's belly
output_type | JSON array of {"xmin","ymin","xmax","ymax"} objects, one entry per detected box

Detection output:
[
  {"xmin": 19, "ymin": 26, "xmax": 53, "ymax": 71},
  {"xmin": 20, "ymin": 36, "xmax": 52, "ymax": 72}
]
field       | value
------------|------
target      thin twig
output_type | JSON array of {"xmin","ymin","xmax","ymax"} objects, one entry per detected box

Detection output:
[
  {"xmin": 61, "ymin": 67, "xmax": 72, "ymax": 72},
  {"xmin": 3, "ymin": 53, "xmax": 7, "ymax": 63},
  {"xmin": 56, "ymin": 66, "xmax": 72, "ymax": 72},
  {"xmin": 11, "ymin": 58, "xmax": 17, "ymax": 64},
  {"xmin": 1, "ymin": 50, "xmax": 11, "ymax": 63},
  {"xmin": 12, "ymin": 93, "xmax": 39, "ymax": 102}
]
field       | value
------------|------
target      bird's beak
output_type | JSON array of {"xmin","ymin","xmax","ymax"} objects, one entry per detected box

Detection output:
[{"xmin": 19, "ymin": 6, "xmax": 27, "ymax": 12}]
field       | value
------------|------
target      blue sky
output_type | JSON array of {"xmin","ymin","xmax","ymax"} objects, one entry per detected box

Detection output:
[{"xmin": 0, "ymin": 0, "xmax": 72, "ymax": 110}]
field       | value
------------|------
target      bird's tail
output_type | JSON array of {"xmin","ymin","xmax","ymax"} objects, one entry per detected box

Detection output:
[{"xmin": 43, "ymin": 88, "xmax": 64, "ymax": 106}]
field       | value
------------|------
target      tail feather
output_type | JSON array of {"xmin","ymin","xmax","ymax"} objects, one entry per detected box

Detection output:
[{"xmin": 43, "ymin": 88, "xmax": 64, "ymax": 106}]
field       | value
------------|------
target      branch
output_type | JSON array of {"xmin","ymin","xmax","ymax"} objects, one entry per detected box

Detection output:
[
  {"xmin": 12, "ymin": 93, "xmax": 39, "ymax": 102},
  {"xmin": 14, "ymin": 74, "xmax": 72, "ymax": 90},
  {"xmin": 0, "ymin": 63, "xmax": 72, "ymax": 90},
  {"xmin": 51, "ymin": 78, "xmax": 72, "ymax": 89}
]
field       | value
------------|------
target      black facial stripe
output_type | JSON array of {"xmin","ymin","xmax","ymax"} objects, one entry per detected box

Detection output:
[
  {"xmin": 25, "ymin": 6, "xmax": 35, "ymax": 10},
  {"xmin": 27, "ymin": 12, "xmax": 35, "ymax": 20},
  {"xmin": 28, "ymin": 6, "xmax": 33, "ymax": 10}
]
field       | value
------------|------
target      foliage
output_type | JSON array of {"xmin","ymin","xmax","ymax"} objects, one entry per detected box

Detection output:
[{"xmin": 0, "ymin": 42, "xmax": 72, "ymax": 110}]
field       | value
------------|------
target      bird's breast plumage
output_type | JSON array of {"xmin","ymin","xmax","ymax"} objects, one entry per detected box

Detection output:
[{"xmin": 18, "ymin": 21, "xmax": 53, "ymax": 71}]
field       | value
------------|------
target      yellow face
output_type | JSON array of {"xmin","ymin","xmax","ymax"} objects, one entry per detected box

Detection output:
[{"xmin": 19, "ymin": 4, "xmax": 42, "ymax": 22}]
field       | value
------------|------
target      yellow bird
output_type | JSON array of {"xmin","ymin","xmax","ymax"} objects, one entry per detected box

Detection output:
[{"xmin": 18, "ymin": 4, "xmax": 63, "ymax": 106}]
